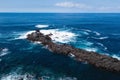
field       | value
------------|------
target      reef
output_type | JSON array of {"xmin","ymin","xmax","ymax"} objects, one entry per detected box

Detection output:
[{"xmin": 26, "ymin": 30, "xmax": 120, "ymax": 72}]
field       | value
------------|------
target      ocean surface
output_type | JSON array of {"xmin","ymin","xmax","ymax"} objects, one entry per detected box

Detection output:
[{"xmin": 0, "ymin": 13, "xmax": 120, "ymax": 80}]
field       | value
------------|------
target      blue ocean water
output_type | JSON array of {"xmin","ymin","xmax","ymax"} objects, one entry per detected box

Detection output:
[{"xmin": 0, "ymin": 13, "xmax": 120, "ymax": 80}]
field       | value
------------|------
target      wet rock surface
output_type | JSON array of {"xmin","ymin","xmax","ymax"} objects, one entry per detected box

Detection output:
[{"xmin": 27, "ymin": 30, "xmax": 120, "ymax": 72}]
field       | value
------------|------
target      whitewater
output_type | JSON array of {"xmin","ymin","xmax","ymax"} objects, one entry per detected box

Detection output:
[{"xmin": 0, "ymin": 13, "xmax": 120, "ymax": 80}]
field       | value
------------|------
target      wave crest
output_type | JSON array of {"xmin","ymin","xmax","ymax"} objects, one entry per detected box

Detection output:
[{"xmin": 15, "ymin": 31, "xmax": 35, "ymax": 39}]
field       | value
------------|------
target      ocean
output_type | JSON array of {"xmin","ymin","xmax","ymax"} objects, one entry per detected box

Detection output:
[{"xmin": 0, "ymin": 13, "xmax": 120, "ymax": 80}]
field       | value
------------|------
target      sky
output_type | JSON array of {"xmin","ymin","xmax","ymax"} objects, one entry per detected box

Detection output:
[{"xmin": 0, "ymin": 0, "xmax": 120, "ymax": 13}]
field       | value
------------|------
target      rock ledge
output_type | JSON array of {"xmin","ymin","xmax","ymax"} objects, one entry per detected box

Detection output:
[{"xmin": 27, "ymin": 30, "xmax": 120, "ymax": 72}]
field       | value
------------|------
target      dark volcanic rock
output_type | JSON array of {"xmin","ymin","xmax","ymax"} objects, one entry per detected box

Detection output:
[{"xmin": 26, "ymin": 30, "xmax": 120, "ymax": 72}]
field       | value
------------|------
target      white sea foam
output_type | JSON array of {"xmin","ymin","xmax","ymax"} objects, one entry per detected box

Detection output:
[
  {"xmin": 83, "ymin": 31, "xmax": 89, "ymax": 35},
  {"xmin": 68, "ymin": 53, "xmax": 75, "ymax": 58},
  {"xmin": 85, "ymin": 47, "xmax": 98, "ymax": 52},
  {"xmin": 97, "ymin": 43, "xmax": 107, "ymax": 50},
  {"xmin": 40, "ymin": 29, "xmax": 77, "ymax": 43},
  {"xmin": 40, "ymin": 76, "xmax": 77, "ymax": 80},
  {"xmin": 112, "ymin": 54, "xmax": 120, "ymax": 60},
  {"xmin": 1, "ymin": 73, "xmax": 36, "ymax": 80},
  {"xmin": 0, "ymin": 48, "xmax": 9, "ymax": 57},
  {"xmin": 41, "ymin": 76, "xmax": 77, "ymax": 80},
  {"xmin": 93, "ymin": 31, "xmax": 101, "ymax": 36},
  {"xmin": 78, "ymin": 41, "xmax": 93, "ymax": 46},
  {"xmin": 35, "ymin": 24, "xmax": 49, "ymax": 28},
  {"xmin": 34, "ymin": 41, "xmax": 42, "ymax": 44},
  {"xmin": 0, "ymin": 71, "xmax": 77, "ymax": 80},
  {"xmin": 16, "ymin": 29, "xmax": 77, "ymax": 43},
  {"xmin": 81, "ymin": 29, "xmax": 101, "ymax": 36},
  {"xmin": 85, "ymin": 42, "xmax": 93, "ymax": 46},
  {"xmin": 99, "ymin": 37, "xmax": 108, "ymax": 39},
  {"xmin": 15, "ymin": 31, "xmax": 35, "ymax": 39},
  {"xmin": 92, "ymin": 36, "xmax": 108, "ymax": 40}
]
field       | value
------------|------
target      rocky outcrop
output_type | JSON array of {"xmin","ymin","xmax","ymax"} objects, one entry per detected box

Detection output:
[{"xmin": 27, "ymin": 30, "xmax": 120, "ymax": 72}]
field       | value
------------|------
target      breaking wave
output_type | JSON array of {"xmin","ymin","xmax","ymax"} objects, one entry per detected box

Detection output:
[
  {"xmin": 112, "ymin": 54, "xmax": 120, "ymax": 60},
  {"xmin": 15, "ymin": 31, "xmax": 35, "ymax": 39},
  {"xmin": 40, "ymin": 29, "xmax": 77, "ymax": 43},
  {"xmin": 16, "ymin": 29, "xmax": 77, "ymax": 43},
  {"xmin": 35, "ymin": 24, "xmax": 49, "ymax": 28}
]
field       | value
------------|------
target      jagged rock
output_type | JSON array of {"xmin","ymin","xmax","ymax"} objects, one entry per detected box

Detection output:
[{"xmin": 26, "ymin": 30, "xmax": 120, "ymax": 72}]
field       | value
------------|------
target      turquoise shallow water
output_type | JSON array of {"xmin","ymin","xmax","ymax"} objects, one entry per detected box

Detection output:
[{"xmin": 0, "ymin": 13, "xmax": 120, "ymax": 80}]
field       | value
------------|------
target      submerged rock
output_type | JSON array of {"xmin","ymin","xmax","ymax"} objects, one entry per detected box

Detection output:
[{"xmin": 26, "ymin": 30, "xmax": 120, "ymax": 72}]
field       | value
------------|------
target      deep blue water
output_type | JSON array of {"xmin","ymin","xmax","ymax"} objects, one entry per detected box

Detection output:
[{"xmin": 0, "ymin": 13, "xmax": 120, "ymax": 80}]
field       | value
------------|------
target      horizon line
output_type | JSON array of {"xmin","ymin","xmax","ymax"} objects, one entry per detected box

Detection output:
[{"xmin": 0, "ymin": 12, "xmax": 120, "ymax": 14}]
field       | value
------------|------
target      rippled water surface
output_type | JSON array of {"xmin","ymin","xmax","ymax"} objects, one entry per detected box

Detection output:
[{"xmin": 0, "ymin": 13, "xmax": 120, "ymax": 80}]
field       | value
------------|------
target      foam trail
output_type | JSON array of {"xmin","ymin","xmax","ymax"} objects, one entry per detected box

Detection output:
[
  {"xmin": 99, "ymin": 37, "xmax": 108, "ymax": 39},
  {"xmin": 83, "ymin": 32, "xmax": 89, "ymax": 35},
  {"xmin": 78, "ymin": 41, "xmax": 93, "ymax": 46},
  {"xmin": 97, "ymin": 43, "xmax": 107, "ymax": 50},
  {"xmin": 93, "ymin": 31, "xmax": 101, "ymax": 36},
  {"xmin": 35, "ymin": 24, "xmax": 49, "ymax": 28},
  {"xmin": 0, "ymin": 48, "xmax": 9, "ymax": 57},
  {"xmin": 85, "ymin": 42, "xmax": 93, "ymax": 46},
  {"xmin": 92, "ymin": 36, "xmax": 108, "ymax": 40}
]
